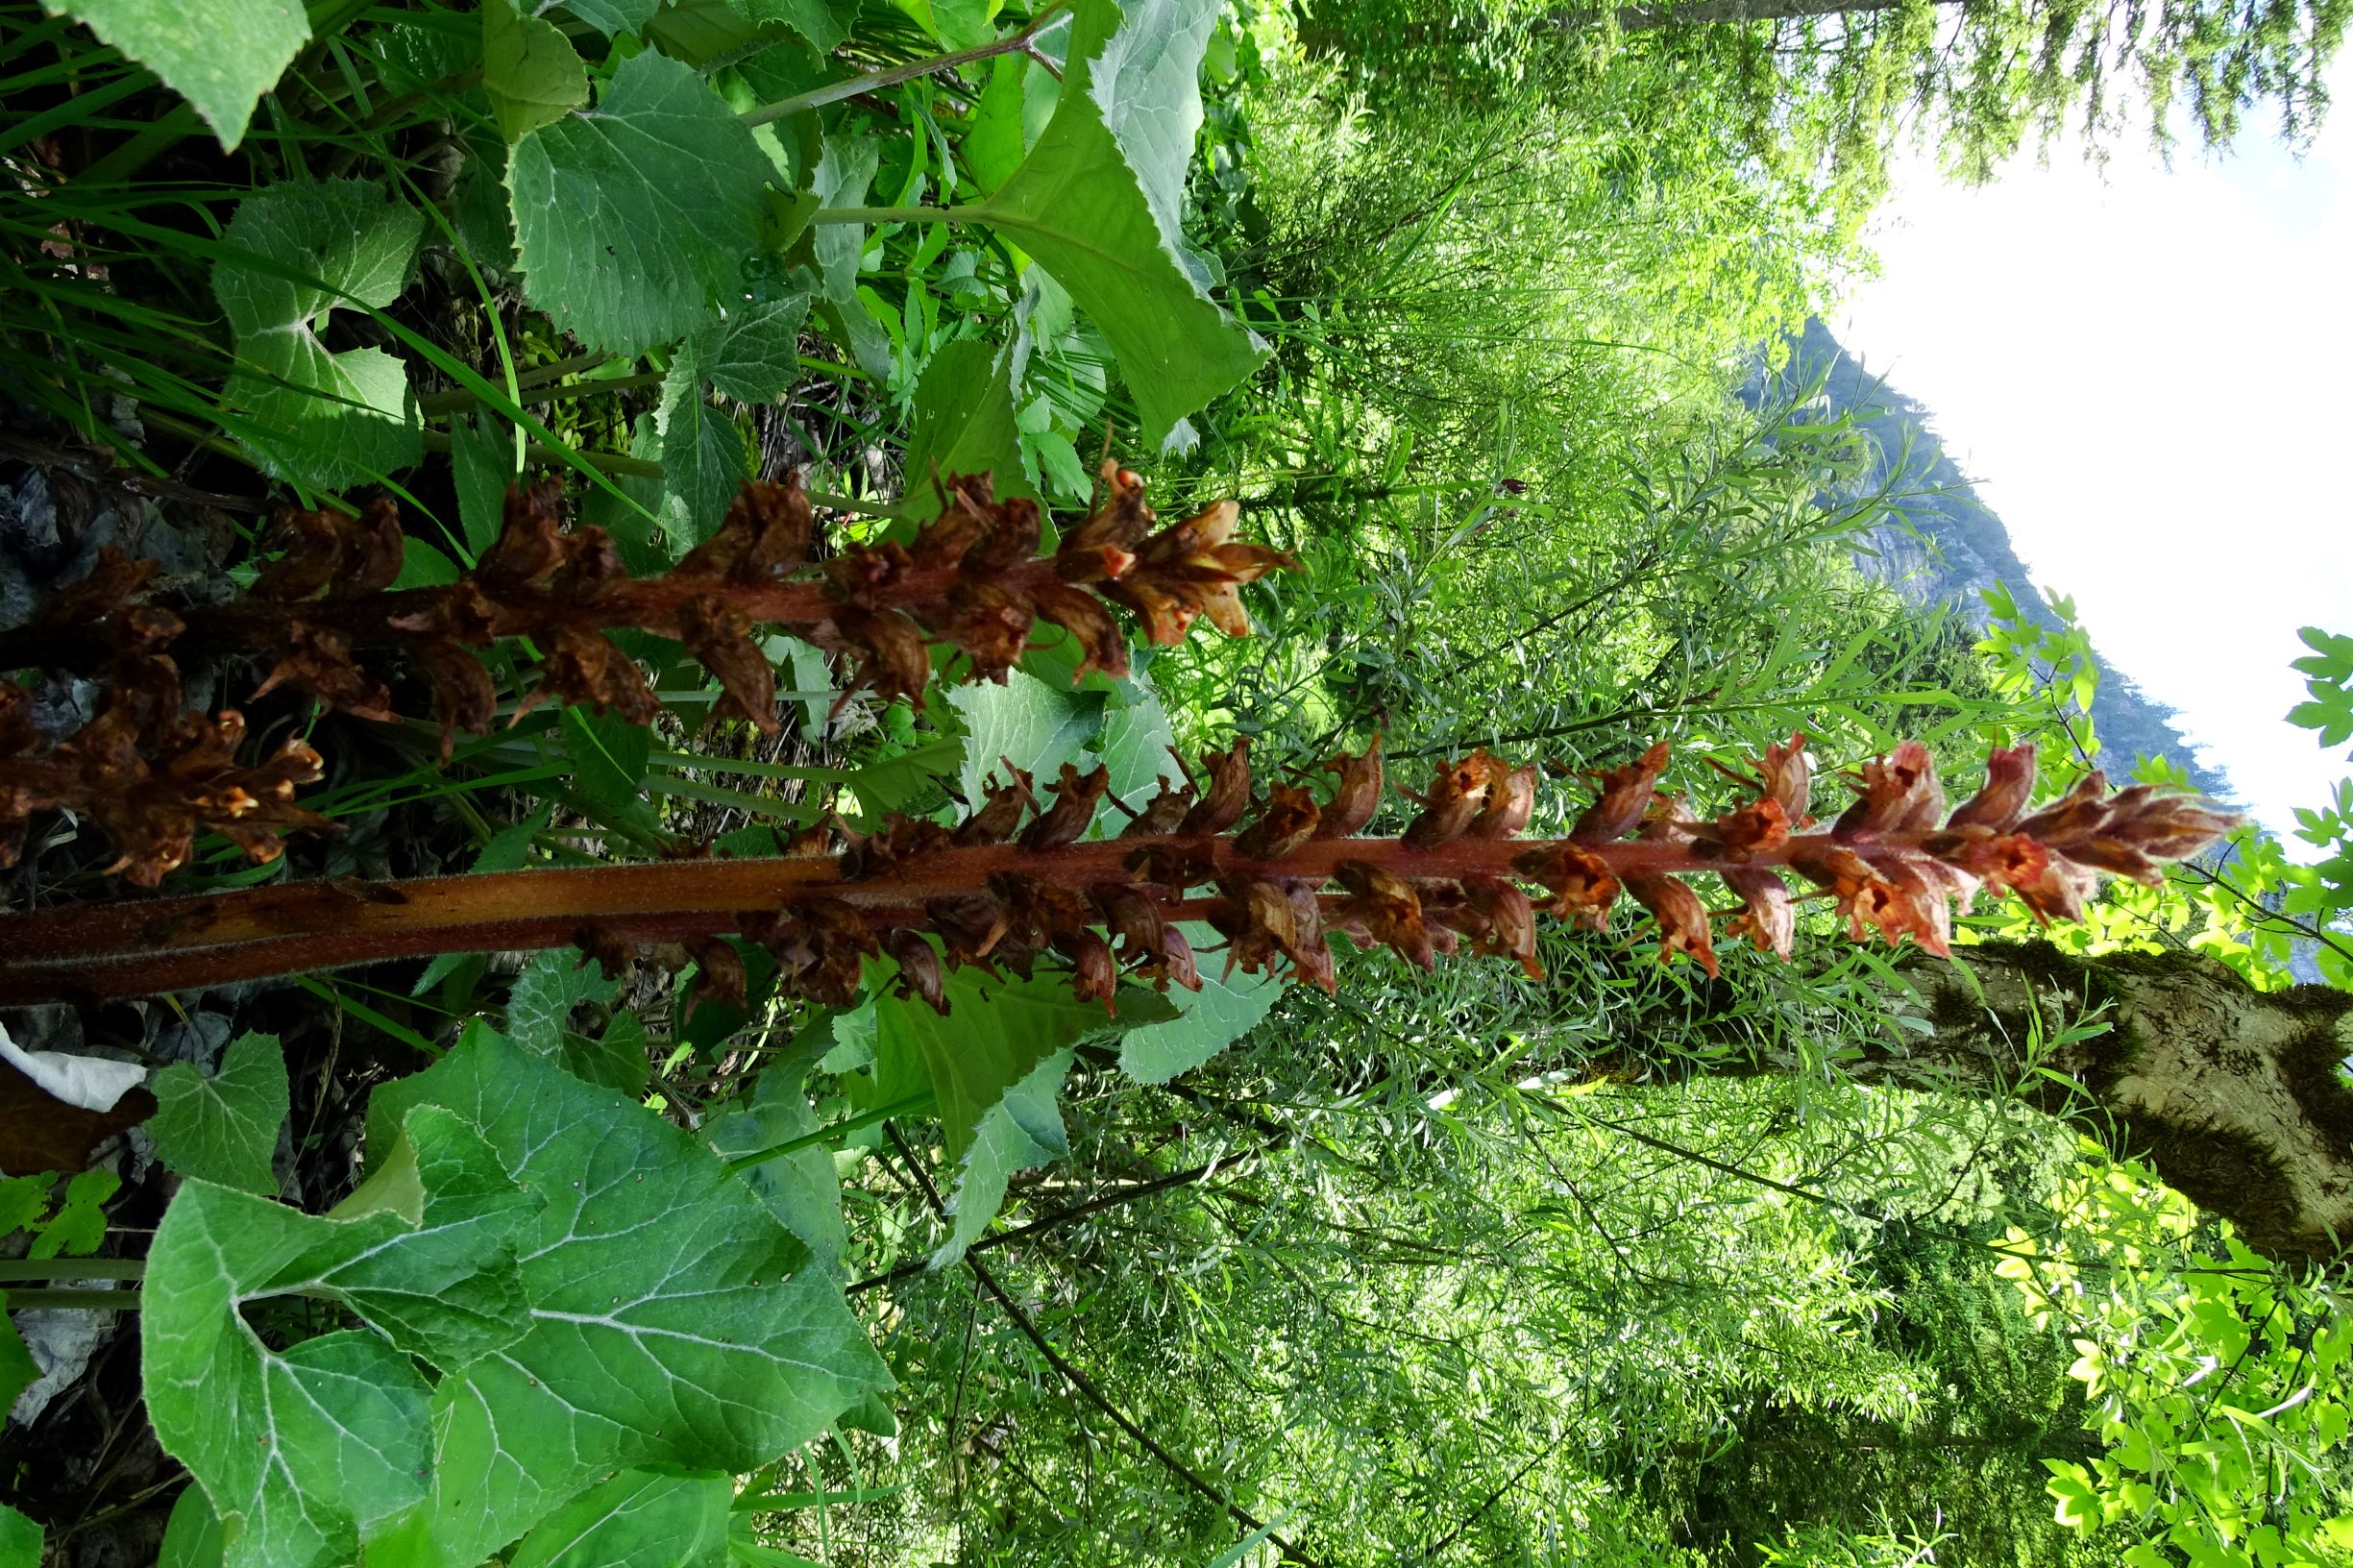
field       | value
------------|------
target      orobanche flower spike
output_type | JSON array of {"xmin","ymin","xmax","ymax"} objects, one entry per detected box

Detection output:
[
  {"xmin": 0, "ymin": 729, "xmax": 2242, "ymax": 1008},
  {"xmin": 0, "ymin": 465, "xmax": 1294, "ymax": 885}
]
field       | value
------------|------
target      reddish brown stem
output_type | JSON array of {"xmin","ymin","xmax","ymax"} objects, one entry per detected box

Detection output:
[{"xmin": 0, "ymin": 829, "xmax": 1937, "ymax": 1006}]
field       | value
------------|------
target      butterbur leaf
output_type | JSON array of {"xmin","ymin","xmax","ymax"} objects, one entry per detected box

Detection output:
[
  {"xmin": 563, "ymin": 0, "xmax": 661, "ymax": 33},
  {"xmin": 972, "ymin": 0, "xmax": 1267, "ymax": 446},
  {"xmin": 363, "ymin": 1035, "xmax": 891, "ymax": 1568},
  {"xmin": 730, "ymin": 0, "xmax": 849, "ymax": 52},
  {"xmin": 213, "ymin": 179, "xmax": 427, "ymax": 487},
  {"xmin": 868, "ymin": 963, "xmax": 1170, "ymax": 1264},
  {"xmin": 705, "ymin": 1073, "xmax": 848, "ymax": 1271},
  {"xmin": 657, "ymin": 338, "xmax": 754, "ymax": 547},
  {"xmin": 482, "ymin": 1, "xmax": 590, "ymax": 140},
  {"xmin": 157, "ymin": 1488, "xmax": 224, "ymax": 1568},
  {"xmin": 143, "ymin": 1105, "xmax": 533, "ymax": 1568},
  {"xmin": 507, "ymin": 51, "xmax": 774, "ymax": 356},
  {"xmin": 503, "ymin": 1470, "xmax": 730, "ymax": 1568},
  {"xmin": 700, "ymin": 293, "xmax": 812, "ymax": 404},
  {"xmin": 897, "ymin": 340, "xmax": 1039, "ymax": 517},
  {"xmin": 43, "ymin": 0, "xmax": 307, "ymax": 150},
  {"xmin": 0, "ymin": 1311, "xmax": 36, "ymax": 1417},
  {"xmin": 1115, "ymin": 928, "xmax": 1280, "ymax": 1083},
  {"xmin": 147, "ymin": 1032, "xmax": 289, "ymax": 1195},
  {"xmin": 946, "ymin": 670, "xmax": 1104, "ymax": 805}
]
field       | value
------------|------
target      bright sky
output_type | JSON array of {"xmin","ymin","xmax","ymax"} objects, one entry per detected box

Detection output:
[{"xmin": 1832, "ymin": 94, "xmax": 2353, "ymax": 845}]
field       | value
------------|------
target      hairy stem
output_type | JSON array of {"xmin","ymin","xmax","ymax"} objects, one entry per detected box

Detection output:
[{"xmin": 0, "ymin": 827, "xmax": 1966, "ymax": 1005}]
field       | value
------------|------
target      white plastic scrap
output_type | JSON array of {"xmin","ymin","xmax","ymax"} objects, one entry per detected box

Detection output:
[{"xmin": 0, "ymin": 1017, "xmax": 147, "ymax": 1113}]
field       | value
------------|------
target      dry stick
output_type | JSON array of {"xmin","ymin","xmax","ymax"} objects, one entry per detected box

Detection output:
[
  {"xmin": 880, "ymin": 1122, "xmax": 1327, "ymax": 1568},
  {"xmin": 0, "ymin": 827, "xmax": 1926, "ymax": 1005}
]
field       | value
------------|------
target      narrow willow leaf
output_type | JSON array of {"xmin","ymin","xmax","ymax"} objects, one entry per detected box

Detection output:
[
  {"xmin": 507, "ymin": 51, "xmax": 774, "ymax": 356},
  {"xmin": 213, "ymin": 179, "xmax": 427, "ymax": 487},
  {"xmin": 504, "ymin": 1469, "xmax": 730, "ymax": 1568},
  {"xmin": 364, "ymin": 1035, "xmax": 893, "ymax": 1568},
  {"xmin": 144, "ymin": 1107, "xmax": 533, "ymax": 1568},
  {"xmin": 39, "ymin": 0, "xmax": 307, "ymax": 150},
  {"xmin": 147, "ymin": 1032, "xmax": 288, "ymax": 1195},
  {"xmin": 974, "ymin": 0, "xmax": 1264, "ymax": 446},
  {"xmin": 944, "ymin": 668, "xmax": 1103, "ymax": 804},
  {"xmin": 483, "ymin": 0, "xmax": 589, "ymax": 141}
]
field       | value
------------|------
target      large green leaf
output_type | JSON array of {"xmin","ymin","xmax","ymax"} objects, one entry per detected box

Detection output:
[
  {"xmin": 483, "ymin": 1, "xmax": 589, "ymax": 141},
  {"xmin": 143, "ymin": 1107, "xmax": 535, "ymax": 1568},
  {"xmin": 1115, "ymin": 927, "xmax": 1280, "ymax": 1083},
  {"xmin": 498, "ymin": 954, "xmax": 648, "ymax": 1093},
  {"xmin": 561, "ymin": 705, "xmax": 652, "ymax": 816},
  {"xmin": 944, "ymin": 668, "xmax": 1103, "ymax": 804},
  {"xmin": 214, "ymin": 179, "xmax": 427, "ymax": 487},
  {"xmin": 870, "ymin": 964, "xmax": 1170, "ymax": 1264},
  {"xmin": 0, "ymin": 1504, "xmax": 39, "ymax": 1568},
  {"xmin": 364, "ymin": 1036, "xmax": 892, "ymax": 1568},
  {"xmin": 805, "ymin": 135, "xmax": 891, "ymax": 380},
  {"xmin": 158, "ymin": 1487, "xmax": 226, "ymax": 1568},
  {"xmin": 657, "ymin": 339, "xmax": 752, "ymax": 546},
  {"xmin": 972, "ymin": 0, "xmax": 1263, "ymax": 446},
  {"xmin": 1095, "ymin": 676, "xmax": 1180, "ymax": 811},
  {"xmin": 41, "ymin": 0, "xmax": 306, "ymax": 150},
  {"xmin": 729, "ymin": 0, "xmax": 848, "ymax": 55},
  {"xmin": 897, "ymin": 339, "xmax": 1037, "ymax": 517},
  {"xmin": 507, "ymin": 51, "xmax": 774, "ymax": 356},
  {"xmin": 450, "ymin": 411, "xmax": 518, "ymax": 555},
  {"xmin": 563, "ymin": 0, "xmax": 662, "ymax": 36},
  {"xmin": 702, "ymin": 293, "xmax": 812, "ymax": 404},
  {"xmin": 147, "ymin": 1032, "xmax": 288, "ymax": 1195},
  {"xmin": 890, "ymin": 0, "xmax": 998, "ymax": 49},
  {"xmin": 706, "ymin": 1074, "xmax": 847, "ymax": 1272},
  {"xmin": 504, "ymin": 1470, "xmax": 730, "ymax": 1568},
  {"xmin": 0, "ymin": 1311, "xmax": 36, "ymax": 1421}
]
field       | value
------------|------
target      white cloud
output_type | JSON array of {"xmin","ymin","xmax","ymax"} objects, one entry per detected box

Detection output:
[{"xmin": 1832, "ymin": 101, "xmax": 2353, "ymax": 843}]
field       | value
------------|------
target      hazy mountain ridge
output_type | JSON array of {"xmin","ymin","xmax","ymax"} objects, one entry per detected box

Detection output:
[{"xmin": 1753, "ymin": 318, "xmax": 2238, "ymax": 807}]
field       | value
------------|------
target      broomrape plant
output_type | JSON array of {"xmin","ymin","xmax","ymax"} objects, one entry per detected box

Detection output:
[{"xmin": 0, "ymin": 471, "xmax": 2238, "ymax": 1008}]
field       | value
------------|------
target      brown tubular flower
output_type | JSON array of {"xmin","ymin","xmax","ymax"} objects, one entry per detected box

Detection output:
[
  {"xmin": 0, "ymin": 667, "xmax": 331, "ymax": 888},
  {"xmin": 1315, "ymin": 735, "xmax": 1385, "ymax": 839},
  {"xmin": 0, "ymin": 731, "xmax": 2247, "ymax": 1010},
  {"xmin": 2, "ymin": 466, "xmax": 1294, "ymax": 879},
  {"xmin": 1572, "ymin": 743, "xmax": 1670, "ymax": 843}
]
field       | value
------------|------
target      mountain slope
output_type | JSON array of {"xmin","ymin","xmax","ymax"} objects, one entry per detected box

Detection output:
[{"xmin": 1753, "ymin": 317, "xmax": 2237, "ymax": 805}]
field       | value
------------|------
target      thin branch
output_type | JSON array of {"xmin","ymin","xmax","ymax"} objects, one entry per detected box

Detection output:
[
  {"xmin": 881, "ymin": 1122, "xmax": 1327, "ymax": 1568},
  {"xmin": 739, "ymin": 5, "xmax": 1066, "ymax": 128}
]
